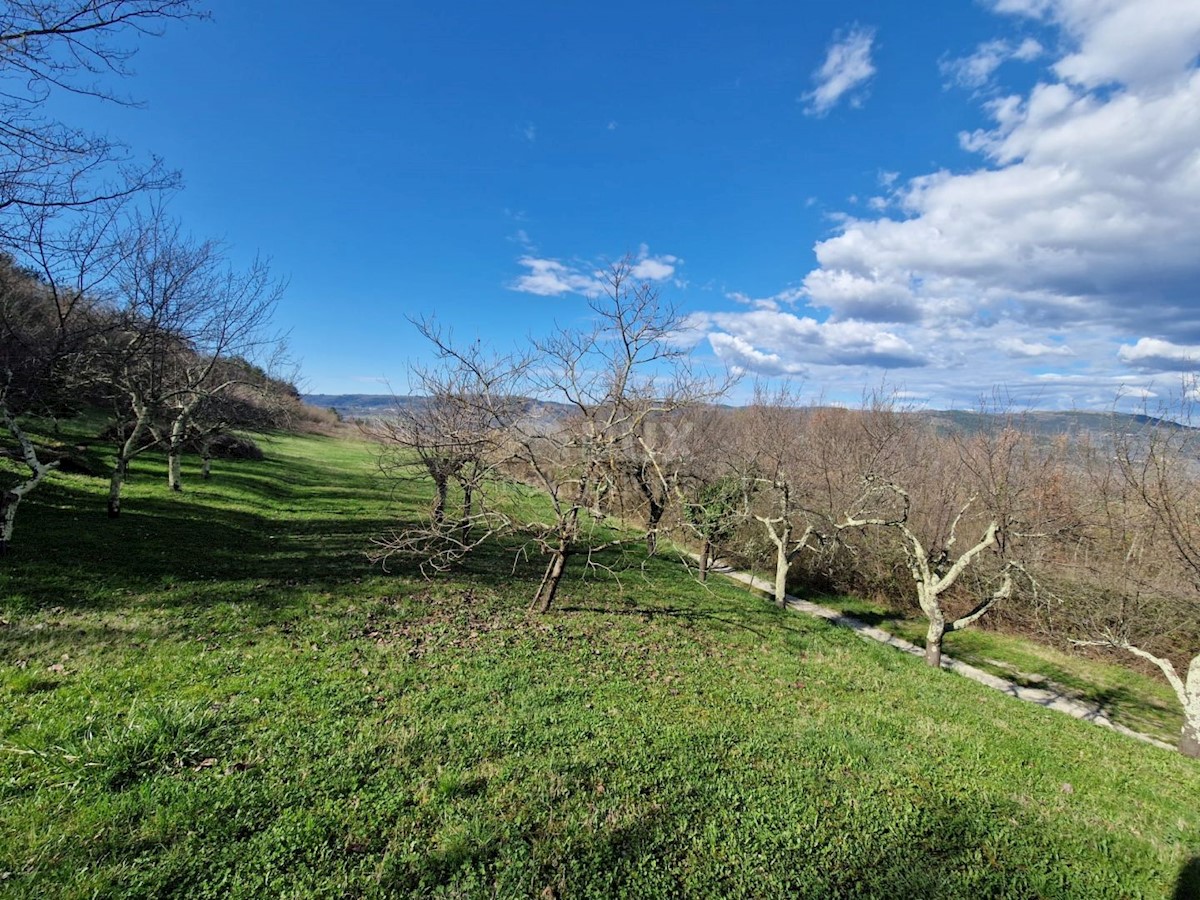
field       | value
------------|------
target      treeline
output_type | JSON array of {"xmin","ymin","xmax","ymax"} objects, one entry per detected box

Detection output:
[
  {"xmin": 0, "ymin": 213, "xmax": 305, "ymax": 531},
  {"xmin": 369, "ymin": 261, "xmax": 1200, "ymax": 758},
  {"xmin": 0, "ymin": 3, "xmax": 310, "ymax": 545}
]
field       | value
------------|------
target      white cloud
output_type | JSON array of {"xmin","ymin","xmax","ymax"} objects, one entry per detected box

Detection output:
[
  {"xmin": 698, "ymin": 0, "xmax": 1200, "ymax": 407},
  {"xmin": 1117, "ymin": 338, "xmax": 1200, "ymax": 372},
  {"xmin": 522, "ymin": 123, "xmax": 537, "ymax": 142},
  {"xmin": 943, "ymin": 38, "xmax": 1044, "ymax": 89},
  {"xmin": 629, "ymin": 245, "xmax": 680, "ymax": 281},
  {"xmin": 700, "ymin": 308, "xmax": 927, "ymax": 370},
  {"xmin": 989, "ymin": 0, "xmax": 1200, "ymax": 89},
  {"xmin": 996, "ymin": 337, "xmax": 1074, "ymax": 358},
  {"xmin": 510, "ymin": 246, "xmax": 682, "ymax": 298},
  {"xmin": 802, "ymin": 26, "xmax": 877, "ymax": 116},
  {"xmin": 510, "ymin": 257, "xmax": 601, "ymax": 297}
]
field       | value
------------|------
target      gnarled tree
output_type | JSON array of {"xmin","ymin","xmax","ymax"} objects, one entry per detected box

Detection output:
[{"xmin": 837, "ymin": 415, "xmax": 1042, "ymax": 668}]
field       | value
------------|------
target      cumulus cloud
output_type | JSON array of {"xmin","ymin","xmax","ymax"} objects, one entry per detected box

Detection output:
[
  {"xmin": 699, "ymin": 308, "xmax": 927, "ymax": 370},
  {"xmin": 629, "ymin": 245, "xmax": 681, "ymax": 281},
  {"xmin": 990, "ymin": 0, "xmax": 1200, "ymax": 89},
  {"xmin": 510, "ymin": 246, "xmax": 681, "ymax": 298},
  {"xmin": 699, "ymin": 0, "xmax": 1200, "ymax": 407},
  {"xmin": 803, "ymin": 26, "xmax": 877, "ymax": 116},
  {"xmin": 1117, "ymin": 338, "xmax": 1200, "ymax": 372},
  {"xmin": 511, "ymin": 257, "xmax": 601, "ymax": 297}
]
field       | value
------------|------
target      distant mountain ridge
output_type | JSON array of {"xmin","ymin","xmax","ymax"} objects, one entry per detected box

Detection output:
[{"xmin": 305, "ymin": 394, "xmax": 1187, "ymax": 437}]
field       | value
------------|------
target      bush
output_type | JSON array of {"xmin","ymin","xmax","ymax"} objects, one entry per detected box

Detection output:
[{"xmin": 205, "ymin": 433, "xmax": 264, "ymax": 460}]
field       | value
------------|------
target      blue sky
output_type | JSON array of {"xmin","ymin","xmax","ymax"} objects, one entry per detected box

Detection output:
[{"xmin": 51, "ymin": 0, "xmax": 1200, "ymax": 408}]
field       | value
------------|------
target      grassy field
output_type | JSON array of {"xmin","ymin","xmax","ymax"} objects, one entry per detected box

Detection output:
[
  {"xmin": 813, "ymin": 595, "xmax": 1185, "ymax": 746},
  {"xmin": 1, "ymin": 423, "xmax": 1199, "ymax": 898}
]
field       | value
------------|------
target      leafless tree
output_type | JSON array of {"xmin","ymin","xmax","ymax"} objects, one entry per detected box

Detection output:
[
  {"xmin": 368, "ymin": 324, "xmax": 524, "ymax": 574},
  {"xmin": 1065, "ymin": 403, "xmax": 1200, "ymax": 757},
  {"xmin": 835, "ymin": 410, "xmax": 1043, "ymax": 668},
  {"xmin": 510, "ymin": 261, "xmax": 720, "ymax": 611},
  {"xmin": 735, "ymin": 384, "xmax": 830, "ymax": 605},
  {"xmin": 0, "ymin": 1, "xmax": 204, "ymax": 238},
  {"xmin": 377, "ymin": 259, "xmax": 723, "ymax": 611},
  {"xmin": 0, "ymin": 201, "xmax": 123, "ymax": 553},
  {"xmin": 100, "ymin": 207, "xmax": 282, "ymax": 514}
]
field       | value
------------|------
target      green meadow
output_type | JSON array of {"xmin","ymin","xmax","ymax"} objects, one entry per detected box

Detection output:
[{"xmin": 1, "ymin": 426, "xmax": 1198, "ymax": 898}]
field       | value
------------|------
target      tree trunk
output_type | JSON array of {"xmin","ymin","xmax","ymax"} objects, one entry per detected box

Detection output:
[
  {"xmin": 167, "ymin": 447, "xmax": 182, "ymax": 491},
  {"xmin": 107, "ymin": 458, "xmax": 127, "ymax": 519},
  {"xmin": 533, "ymin": 549, "xmax": 568, "ymax": 613},
  {"xmin": 0, "ymin": 489, "xmax": 18, "ymax": 556},
  {"xmin": 699, "ymin": 538, "xmax": 711, "ymax": 583},
  {"xmin": 645, "ymin": 501, "xmax": 664, "ymax": 556},
  {"xmin": 0, "ymin": 402, "xmax": 55, "ymax": 553},
  {"xmin": 460, "ymin": 483, "xmax": 473, "ymax": 542},
  {"xmin": 201, "ymin": 454, "xmax": 212, "ymax": 480},
  {"xmin": 924, "ymin": 616, "xmax": 946, "ymax": 668},
  {"xmin": 1182, "ymin": 694, "xmax": 1200, "ymax": 759},
  {"xmin": 774, "ymin": 546, "xmax": 790, "ymax": 606},
  {"xmin": 432, "ymin": 475, "xmax": 448, "ymax": 526},
  {"xmin": 167, "ymin": 416, "xmax": 187, "ymax": 491}
]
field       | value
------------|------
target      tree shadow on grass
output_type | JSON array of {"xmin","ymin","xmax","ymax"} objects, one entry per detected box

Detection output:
[
  {"xmin": 1175, "ymin": 857, "xmax": 1200, "ymax": 900},
  {"xmin": 3, "ymin": 475, "xmax": 404, "ymax": 610}
]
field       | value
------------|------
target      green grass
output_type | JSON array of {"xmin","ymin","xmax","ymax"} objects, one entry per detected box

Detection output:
[
  {"xmin": 1, "ymin": 420, "xmax": 1199, "ymax": 898},
  {"xmin": 814, "ymin": 594, "xmax": 1185, "ymax": 745}
]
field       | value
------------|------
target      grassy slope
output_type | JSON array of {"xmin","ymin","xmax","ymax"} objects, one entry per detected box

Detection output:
[
  {"xmin": 816, "ymin": 595, "xmax": 1185, "ymax": 746},
  {"xmin": 1, "ymin": 426, "xmax": 1199, "ymax": 899}
]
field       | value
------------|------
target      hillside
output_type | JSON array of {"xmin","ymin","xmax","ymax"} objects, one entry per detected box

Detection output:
[
  {"xmin": 1, "ymin": 424, "xmax": 1198, "ymax": 898},
  {"xmin": 307, "ymin": 393, "xmax": 1184, "ymax": 442}
]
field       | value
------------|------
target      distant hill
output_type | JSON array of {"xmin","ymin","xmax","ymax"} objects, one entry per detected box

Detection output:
[
  {"xmin": 919, "ymin": 409, "xmax": 1188, "ymax": 440},
  {"xmin": 304, "ymin": 394, "xmax": 412, "ymax": 418},
  {"xmin": 303, "ymin": 393, "xmax": 575, "ymax": 422},
  {"xmin": 306, "ymin": 394, "xmax": 1185, "ymax": 440}
]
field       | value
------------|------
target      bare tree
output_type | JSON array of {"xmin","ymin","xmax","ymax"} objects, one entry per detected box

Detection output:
[
  {"xmin": 836, "ymin": 412, "xmax": 1041, "ymax": 668},
  {"xmin": 1067, "ymin": 404, "xmax": 1200, "ymax": 757},
  {"xmin": 368, "ymin": 325, "xmax": 522, "ymax": 574},
  {"xmin": 511, "ymin": 262, "xmax": 720, "ymax": 611},
  {"xmin": 0, "ymin": 201, "xmax": 123, "ymax": 552},
  {"xmin": 736, "ymin": 384, "xmax": 828, "ymax": 605},
  {"xmin": 100, "ymin": 207, "xmax": 282, "ymax": 514},
  {"xmin": 0, "ymin": 1, "xmax": 204, "ymax": 236},
  {"xmin": 378, "ymin": 259, "xmax": 722, "ymax": 611}
]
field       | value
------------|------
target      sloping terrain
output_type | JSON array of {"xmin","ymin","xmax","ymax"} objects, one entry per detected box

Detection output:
[{"xmin": 1, "ymin": 427, "xmax": 1198, "ymax": 898}]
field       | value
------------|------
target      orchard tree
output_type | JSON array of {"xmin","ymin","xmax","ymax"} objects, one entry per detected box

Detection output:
[
  {"xmin": 737, "ymin": 384, "xmax": 827, "ymax": 606},
  {"xmin": 380, "ymin": 258, "xmax": 722, "ymax": 612},
  {"xmin": 0, "ymin": 1, "xmax": 203, "ymax": 234},
  {"xmin": 368, "ymin": 326, "xmax": 523, "ymax": 573},
  {"xmin": 0, "ymin": 202, "xmax": 123, "ymax": 553},
  {"xmin": 836, "ymin": 413, "xmax": 1043, "ymax": 668},
  {"xmin": 1067, "ymin": 405, "xmax": 1200, "ymax": 757},
  {"xmin": 102, "ymin": 207, "xmax": 282, "ymax": 515}
]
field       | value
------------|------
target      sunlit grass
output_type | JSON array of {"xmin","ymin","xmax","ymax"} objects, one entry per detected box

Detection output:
[{"xmin": 0, "ymin": 417, "xmax": 1197, "ymax": 898}]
